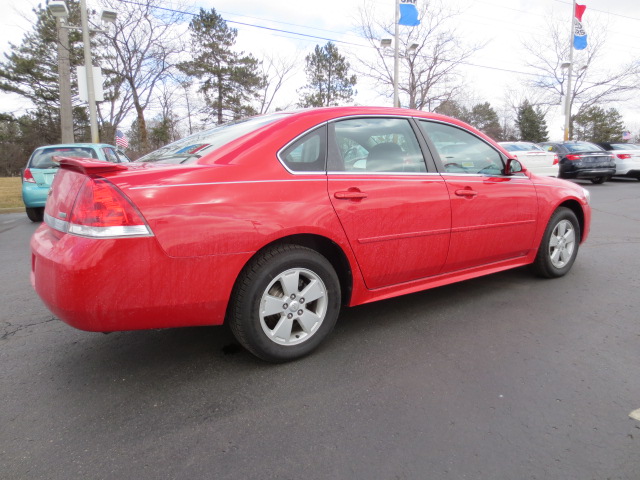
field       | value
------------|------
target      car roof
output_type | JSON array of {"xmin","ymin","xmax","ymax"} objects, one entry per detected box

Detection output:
[{"xmin": 34, "ymin": 143, "xmax": 118, "ymax": 150}]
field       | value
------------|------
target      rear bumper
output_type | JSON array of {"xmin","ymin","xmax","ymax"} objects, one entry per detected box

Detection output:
[
  {"xmin": 21, "ymin": 183, "xmax": 49, "ymax": 208},
  {"xmin": 560, "ymin": 168, "xmax": 616, "ymax": 179},
  {"xmin": 30, "ymin": 225, "xmax": 252, "ymax": 332}
]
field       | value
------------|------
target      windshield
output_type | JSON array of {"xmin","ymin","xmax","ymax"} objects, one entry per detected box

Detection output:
[
  {"xmin": 137, "ymin": 114, "xmax": 288, "ymax": 164},
  {"xmin": 29, "ymin": 147, "xmax": 97, "ymax": 169},
  {"xmin": 564, "ymin": 142, "xmax": 604, "ymax": 153}
]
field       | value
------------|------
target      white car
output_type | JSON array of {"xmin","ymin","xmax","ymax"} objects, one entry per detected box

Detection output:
[
  {"xmin": 595, "ymin": 143, "xmax": 640, "ymax": 180},
  {"xmin": 499, "ymin": 142, "xmax": 559, "ymax": 177}
]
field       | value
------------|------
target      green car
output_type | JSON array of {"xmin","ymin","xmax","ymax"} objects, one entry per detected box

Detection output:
[{"xmin": 21, "ymin": 143, "xmax": 131, "ymax": 222}]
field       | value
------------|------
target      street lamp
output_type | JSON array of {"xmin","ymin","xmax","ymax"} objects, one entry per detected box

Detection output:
[
  {"xmin": 380, "ymin": 39, "xmax": 419, "ymax": 108},
  {"xmin": 47, "ymin": 1, "xmax": 73, "ymax": 143},
  {"xmin": 47, "ymin": 0, "xmax": 116, "ymax": 144}
]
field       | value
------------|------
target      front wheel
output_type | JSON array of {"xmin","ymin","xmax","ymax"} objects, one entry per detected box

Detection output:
[
  {"xmin": 590, "ymin": 177, "xmax": 607, "ymax": 184},
  {"xmin": 530, "ymin": 207, "xmax": 580, "ymax": 278},
  {"xmin": 229, "ymin": 244, "xmax": 341, "ymax": 362}
]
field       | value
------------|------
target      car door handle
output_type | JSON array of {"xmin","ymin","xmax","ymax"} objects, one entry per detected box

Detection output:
[
  {"xmin": 334, "ymin": 190, "xmax": 368, "ymax": 200},
  {"xmin": 455, "ymin": 188, "xmax": 478, "ymax": 198}
]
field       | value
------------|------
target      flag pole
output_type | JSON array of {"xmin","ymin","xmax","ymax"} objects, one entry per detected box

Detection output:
[
  {"xmin": 393, "ymin": 0, "xmax": 400, "ymax": 108},
  {"xmin": 563, "ymin": 1, "xmax": 576, "ymax": 141}
]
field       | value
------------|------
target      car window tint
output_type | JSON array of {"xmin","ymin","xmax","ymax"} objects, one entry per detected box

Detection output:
[
  {"xmin": 138, "ymin": 113, "xmax": 288, "ymax": 164},
  {"xmin": 115, "ymin": 150, "xmax": 132, "ymax": 162},
  {"xmin": 564, "ymin": 142, "xmax": 603, "ymax": 152},
  {"xmin": 29, "ymin": 147, "xmax": 98, "ymax": 169},
  {"xmin": 330, "ymin": 117, "xmax": 427, "ymax": 173},
  {"xmin": 419, "ymin": 121, "xmax": 503, "ymax": 175},
  {"xmin": 279, "ymin": 125, "xmax": 327, "ymax": 172},
  {"xmin": 103, "ymin": 147, "xmax": 119, "ymax": 163}
]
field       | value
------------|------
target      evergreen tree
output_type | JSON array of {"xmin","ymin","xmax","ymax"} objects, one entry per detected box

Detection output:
[
  {"xmin": 0, "ymin": 2, "xmax": 86, "ymax": 143},
  {"xmin": 298, "ymin": 42, "xmax": 356, "ymax": 108},
  {"xmin": 573, "ymin": 106, "xmax": 625, "ymax": 142},
  {"xmin": 434, "ymin": 100, "xmax": 466, "ymax": 121},
  {"xmin": 516, "ymin": 100, "xmax": 549, "ymax": 142},
  {"xmin": 178, "ymin": 8, "xmax": 263, "ymax": 125},
  {"xmin": 466, "ymin": 102, "xmax": 503, "ymax": 140}
]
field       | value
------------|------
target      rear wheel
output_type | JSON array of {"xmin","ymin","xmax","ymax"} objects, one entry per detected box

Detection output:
[
  {"xmin": 530, "ymin": 207, "xmax": 580, "ymax": 278},
  {"xmin": 229, "ymin": 244, "xmax": 341, "ymax": 362},
  {"xmin": 26, "ymin": 207, "xmax": 44, "ymax": 222},
  {"xmin": 590, "ymin": 177, "xmax": 606, "ymax": 184}
]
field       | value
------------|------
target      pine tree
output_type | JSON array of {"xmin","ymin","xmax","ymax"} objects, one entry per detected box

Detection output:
[
  {"xmin": 466, "ymin": 102, "xmax": 503, "ymax": 140},
  {"xmin": 298, "ymin": 42, "xmax": 357, "ymax": 108},
  {"xmin": 178, "ymin": 8, "xmax": 264, "ymax": 125},
  {"xmin": 0, "ymin": 2, "xmax": 85, "ymax": 142},
  {"xmin": 573, "ymin": 106, "xmax": 625, "ymax": 142},
  {"xmin": 516, "ymin": 101, "xmax": 548, "ymax": 143}
]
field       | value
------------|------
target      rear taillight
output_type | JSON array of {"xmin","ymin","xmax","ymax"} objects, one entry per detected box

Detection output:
[
  {"xmin": 616, "ymin": 154, "xmax": 632, "ymax": 159},
  {"xmin": 46, "ymin": 177, "xmax": 152, "ymax": 238},
  {"xmin": 22, "ymin": 168, "xmax": 36, "ymax": 183},
  {"xmin": 553, "ymin": 154, "xmax": 559, "ymax": 165},
  {"xmin": 566, "ymin": 154, "xmax": 582, "ymax": 161}
]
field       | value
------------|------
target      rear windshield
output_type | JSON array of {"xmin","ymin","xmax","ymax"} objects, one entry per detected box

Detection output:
[
  {"xmin": 564, "ymin": 142, "xmax": 604, "ymax": 153},
  {"xmin": 501, "ymin": 142, "xmax": 541, "ymax": 152},
  {"xmin": 29, "ymin": 147, "xmax": 97, "ymax": 169},
  {"xmin": 137, "ymin": 114, "xmax": 288, "ymax": 164},
  {"xmin": 609, "ymin": 143, "xmax": 638, "ymax": 150}
]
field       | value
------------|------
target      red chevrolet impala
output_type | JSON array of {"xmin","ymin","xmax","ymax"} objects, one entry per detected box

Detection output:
[{"xmin": 31, "ymin": 107, "xmax": 591, "ymax": 362}]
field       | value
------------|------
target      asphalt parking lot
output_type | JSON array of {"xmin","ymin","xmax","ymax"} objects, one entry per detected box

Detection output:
[{"xmin": 1, "ymin": 179, "xmax": 639, "ymax": 480}]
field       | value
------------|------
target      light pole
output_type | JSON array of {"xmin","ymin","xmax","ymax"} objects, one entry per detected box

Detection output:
[
  {"xmin": 380, "ymin": 39, "xmax": 419, "ymax": 109},
  {"xmin": 46, "ymin": 1, "xmax": 116, "ymax": 144},
  {"xmin": 47, "ymin": 1, "xmax": 73, "ymax": 143}
]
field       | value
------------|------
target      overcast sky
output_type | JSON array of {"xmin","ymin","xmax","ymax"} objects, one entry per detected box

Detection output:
[{"xmin": 2, "ymin": 0, "xmax": 639, "ymax": 139}]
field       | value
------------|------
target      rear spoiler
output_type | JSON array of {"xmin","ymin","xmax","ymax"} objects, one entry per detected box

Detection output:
[{"xmin": 54, "ymin": 156, "xmax": 129, "ymax": 175}]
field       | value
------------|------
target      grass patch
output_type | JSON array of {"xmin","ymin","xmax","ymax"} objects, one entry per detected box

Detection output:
[{"xmin": 0, "ymin": 177, "xmax": 24, "ymax": 212}]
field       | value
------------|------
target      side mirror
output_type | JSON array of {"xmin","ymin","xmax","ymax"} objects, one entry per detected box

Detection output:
[{"xmin": 505, "ymin": 158, "xmax": 525, "ymax": 175}]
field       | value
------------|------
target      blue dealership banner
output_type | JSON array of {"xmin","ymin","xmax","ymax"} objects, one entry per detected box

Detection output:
[{"xmin": 399, "ymin": 0, "xmax": 420, "ymax": 27}]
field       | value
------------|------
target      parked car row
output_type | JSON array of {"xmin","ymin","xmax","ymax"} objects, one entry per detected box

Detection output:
[{"xmin": 499, "ymin": 140, "xmax": 640, "ymax": 184}]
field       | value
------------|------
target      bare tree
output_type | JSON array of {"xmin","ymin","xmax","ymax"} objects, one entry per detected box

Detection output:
[
  {"xmin": 356, "ymin": 0, "xmax": 483, "ymax": 110},
  {"xmin": 97, "ymin": 0, "xmax": 187, "ymax": 151},
  {"xmin": 522, "ymin": 18, "xmax": 639, "ymax": 136},
  {"xmin": 257, "ymin": 52, "xmax": 299, "ymax": 114}
]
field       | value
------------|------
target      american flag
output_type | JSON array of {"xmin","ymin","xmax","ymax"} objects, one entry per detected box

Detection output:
[{"xmin": 115, "ymin": 129, "xmax": 129, "ymax": 149}]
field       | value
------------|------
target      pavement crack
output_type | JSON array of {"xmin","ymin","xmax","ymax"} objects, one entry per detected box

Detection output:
[{"xmin": 0, "ymin": 316, "xmax": 57, "ymax": 340}]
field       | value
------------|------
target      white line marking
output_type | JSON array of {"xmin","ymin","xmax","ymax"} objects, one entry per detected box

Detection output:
[{"xmin": 629, "ymin": 409, "xmax": 640, "ymax": 421}]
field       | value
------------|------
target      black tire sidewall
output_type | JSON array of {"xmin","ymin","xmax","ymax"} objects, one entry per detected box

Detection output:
[
  {"xmin": 533, "ymin": 207, "xmax": 580, "ymax": 278},
  {"xmin": 230, "ymin": 246, "xmax": 341, "ymax": 362}
]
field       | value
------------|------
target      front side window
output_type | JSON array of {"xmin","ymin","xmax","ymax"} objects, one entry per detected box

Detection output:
[
  {"xmin": 279, "ymin": 125, "xmax": 327, "ymax": 172},
  {"xmin": 330, "ymin": 117, "xmax": 427, "ymax": 173},
  {"xmin": 419, "ymin": 120, "xmax": 504, "ymax": 175}
]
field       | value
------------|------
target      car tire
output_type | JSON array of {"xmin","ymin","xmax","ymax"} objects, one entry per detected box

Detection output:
[
  {"xmin": 229, "ymin": 244, "xmax": 341, "ymax": 362},
  {"xmin": 26, "ymin": 207, "xmax": 44, "ymax": 222},
  {"xmin": 590, "ymin": 177, "xmax": 606, "ymax": 184},
  {"xmin": 530, "ymin": 207, "xmax": 580, "ymax": 278}
]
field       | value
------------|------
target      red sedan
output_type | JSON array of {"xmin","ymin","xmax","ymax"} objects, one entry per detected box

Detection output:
[{"xmin": 31, "ymin": 107, "xmax": 591, "ymax": 362}]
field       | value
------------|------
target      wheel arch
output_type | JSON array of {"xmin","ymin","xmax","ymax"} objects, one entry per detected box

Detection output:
[
  {"xmin": 233, "ymin": 234, "xmax": 354, "ymax": 309},
  {"xmin": 557, "ymin": 199, "xmax": 585, "ymax": 242}
]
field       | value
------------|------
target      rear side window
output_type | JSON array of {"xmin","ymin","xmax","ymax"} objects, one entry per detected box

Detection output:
[
  {"xmin": 279, "ymin": 125, "xmax": 327, "ymax": 172},
  {"xmin": 29, "ymin": 147, "xmax": 98, "ymax": 169},
  {"xmin": 419, "ymin": 121, "xmax": 503, "ymax": 175}
]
